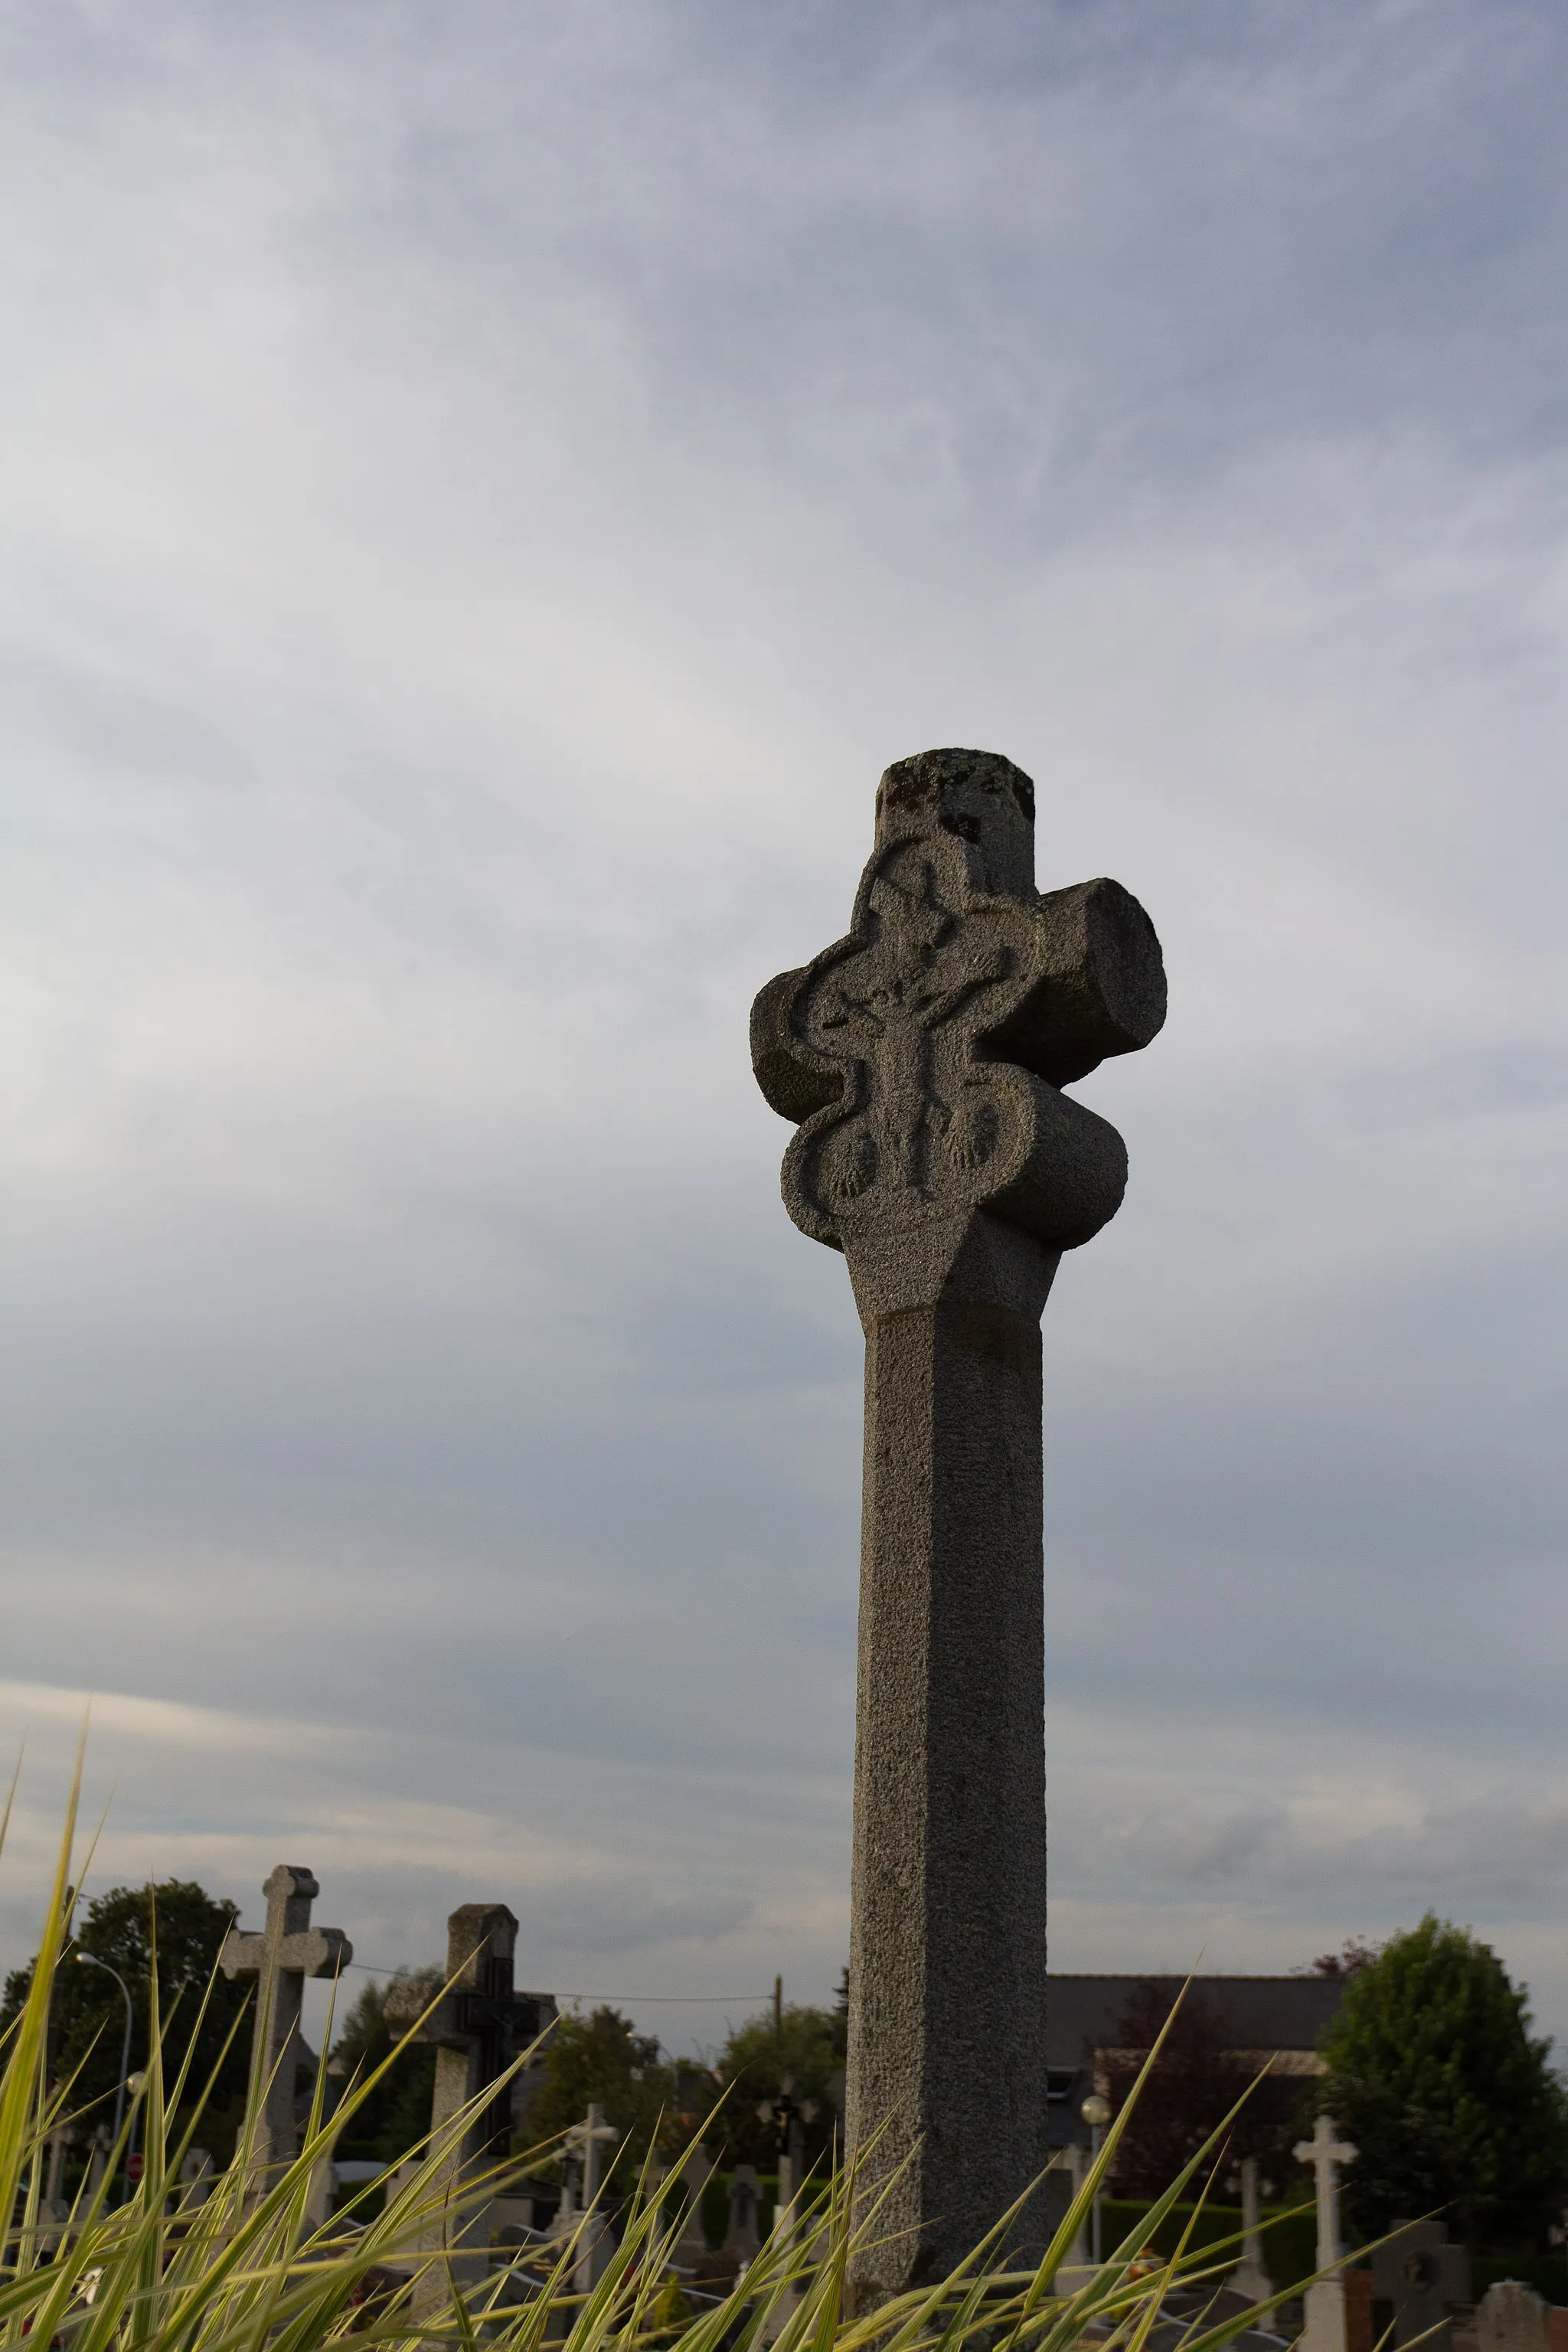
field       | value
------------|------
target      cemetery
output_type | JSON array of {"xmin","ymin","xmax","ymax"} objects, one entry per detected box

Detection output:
[
  {"xmin": 4, "ymin": 0, "xmax": 1563, "ymax": 2347},
  {"xmin": 6, "ymin": 753, "xmax": 1568, "ymax": 2352}
]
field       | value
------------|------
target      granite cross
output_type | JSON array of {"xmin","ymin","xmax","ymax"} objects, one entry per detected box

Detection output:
[
  {"xmin": 383, "ymin": 1903, "xmax": 556, "ymax": 2288},
  {"xmin": 220, "ymin": 1865, "xmax": 351, "ymax": 2184},
  {"xmin": 753, "ymin": 747, "xmax": 1165, "ymax": 2305}
]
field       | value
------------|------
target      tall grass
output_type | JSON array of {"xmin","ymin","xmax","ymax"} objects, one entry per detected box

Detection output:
[{"xmin": 2, "ymin": 1783, "xmax": 1332, "ymax": 2352}]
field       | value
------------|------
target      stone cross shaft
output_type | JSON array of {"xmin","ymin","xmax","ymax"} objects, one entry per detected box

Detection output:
[
  {"xmin": 220, "ymin": 1865, "xmax": 351, "ymax": 2177},
  {"xmin": 753, "ymin": 748, "xmax": 1165, "ymax": 2302}
]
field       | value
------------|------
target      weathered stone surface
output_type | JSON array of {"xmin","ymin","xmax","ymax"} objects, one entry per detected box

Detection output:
[
  {"xmin": 220, "ymin": 1865, "xmax": 351, "ymax": 2190},
  {"xmin": 1479, "ymin": 2282, "xmax": 1550, "ymax": 2352},
  {"xmin": 752, "ymin": 747, "xmax": 1165, "ymax": 2304},
  {"xmin": 1370, "ymin": 2219, "xmax": 1471, "ymax": 2352}
]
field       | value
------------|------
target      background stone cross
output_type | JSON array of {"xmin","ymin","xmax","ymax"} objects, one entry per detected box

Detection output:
[
  {"xmin": 1294, "ymin": 2112, "xmax": 1357, "ymax": 2266},
  {"xmin": 220, "ymin": 1864, "xmax": 351, "ymax": 2181},
  {"xmin": 753, "ymin": 747, "xmax": 1165, "ymax": 2308},
  {"xmin": 562, "ymin": 2101, "xmax": 619, "ymax": 2291},
  {"xmin": 383, "ymin": 1903, "xmax": 556, "ymax": 2289},
  {"xmin": 1371, "ymin": 2219, "xmax": 1471, "ymax": 2352},
  {"xmin": 1294, "ymin": 2112, "xmax": 1359, "ymax": 2352}
]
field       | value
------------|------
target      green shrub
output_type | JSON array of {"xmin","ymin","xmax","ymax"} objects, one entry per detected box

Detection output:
[
  {"xmin": 1472, "ymin": 2256, "xmax": 1568, "ymax": 2305},
  {"xmin": 1099, "ymin": 2197, "xmax": 1318, "ymax": 2291}
]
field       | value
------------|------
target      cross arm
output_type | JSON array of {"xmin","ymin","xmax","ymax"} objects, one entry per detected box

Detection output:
[
  {"xmin": 980, "ymin": 879, "xmax": 1166, "ymax": 1088},
  {"xmin": 381, "ymin": 1982, "xmax": 549, "ymax": 2052},
  {"xmin": 381, "ymin": 1979, "xmax": 461, "ymax": 2046},
  {"xmin": 751, "ymin": 968, "xmax": 843, "ymax": 1124},
  {"xmin": 218, "ymin": 1925, "xmax": 351, "ymax": 1981},
  {"xmin": 278, "ymin": 1928, "xmax": 351, "ymax": 1978}
]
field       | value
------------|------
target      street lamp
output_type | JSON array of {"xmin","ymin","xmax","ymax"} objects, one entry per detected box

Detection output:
[
  {"xmin": 75, "ymin": 1953, "xmax": 134, "ymax": 2190},
  {"xmin": 1080, "ymin": 2093, "xmax": 1112, "ymax": 2268}
]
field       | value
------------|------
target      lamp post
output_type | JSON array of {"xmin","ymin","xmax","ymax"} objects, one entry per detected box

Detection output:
[
  {"xmin": 1080, "ymin": 2094, "xmax": 1112, "ymax": 2268},
  {"xmin": 126, "ymin": 2070, "xmax": 149, "ymax": 2185},
  {"xmin": 75, "ymin": 1953, "xmax": 134, "ymax": 2194}
]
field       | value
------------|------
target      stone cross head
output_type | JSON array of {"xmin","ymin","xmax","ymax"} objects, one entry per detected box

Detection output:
[
  {"xmin": 383, "ymin": 1903, "xmax": 554, "ymax": 2166},
  {"xmin": 220, "ymin": 1866, "xmax": 352, "ymax": 1991},
  {"xmin": 219, "ymin": 1864, "xmax": 351, "ymax": 2186},
  {"xmin": 1295, "ymin": 2110, "xmax": 1358, "ymax": 2180},
  {"xmin": 753, "ymin": 749, "xmax": 1165, "ymax": 1318}
]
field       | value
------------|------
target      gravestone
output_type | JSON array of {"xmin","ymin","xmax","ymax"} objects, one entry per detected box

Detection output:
[
  {"xmin": 220, "ymin": 1866, "xmax": 351, "ymax": 2188},
  {"xmin": 670, "ymin": 2145, "xmax": 717, "ymax": 2265},
  {"xmin": 1295, "ymin": 2113, "xmax": 1357, "ymax": 2352},
  {"xmin": 1229, "ymin": 2154, "xmax": 1272, "ymax": 2303},
  {"xmin": 383, "ymin": 1903, "xmax": 556, "ymax": 2294},
  {"xmin": 724, "ymin": 2163, "xmax": 761, "ymax": 2261},
  {"xmin": 1370, "ymin": 2219, "xmax": 1470, "ymax": 2352},
  {"xmin": 753, "ymin": 746, "xmax": 1165, "ymax": 2301},
  {"xmin": 1479, "ymin": 2282, "xmax": 1550, "ymax": 2352},
  {"xmin": 563, "ymin": 2101, "xmax": 619, "ymax": 2292}
]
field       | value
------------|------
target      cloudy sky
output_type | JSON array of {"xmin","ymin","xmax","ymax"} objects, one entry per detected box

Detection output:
[{"xmin": 3, "ymin": 0, "xmax": 1567, "ymax": 2061}]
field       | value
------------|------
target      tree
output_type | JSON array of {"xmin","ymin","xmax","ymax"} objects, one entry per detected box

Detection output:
[
  {"xmin": 1318, "ymin": 1914, "xmax": 1568, "ymax": 2248},
  {"xmin": 328, "ymin": 1968, "xmax": 441, "ymax": 2164},
  {"xmin": 714, "ymin": 2000, "xmax": 844, "ymax": 2172},
  {"xmin": 518, "ymin": 2006, "xmax": 685, "ymax": 2195},
  {"xmin": 1305, "ymin": 1939, "xmax": 1382, "ymax": 1981},
  {"xmin": 1099, "ymin": 1982, "xmax": 1309, "ymax": 2200},
  {"xmin": 1, "ymin": 1880, "xmax": 248, "ymax": 2139}
]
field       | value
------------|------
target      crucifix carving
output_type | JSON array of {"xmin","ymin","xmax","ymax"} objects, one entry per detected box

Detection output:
[
  {"xmin": 753, "ymin": 747, "xmax": 1165, "ymax": 2305},
  {"xmin": 220, "ymin": 1864, "xmax": 351, "ymax": 2187}
]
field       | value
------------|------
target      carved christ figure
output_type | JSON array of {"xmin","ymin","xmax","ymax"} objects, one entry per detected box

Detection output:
[{"xmin": 815, "ymin": 859, "xmax": 1013, "ymax": 1196}]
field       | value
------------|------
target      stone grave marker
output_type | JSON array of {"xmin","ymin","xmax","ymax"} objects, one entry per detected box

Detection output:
[
  {"xmin": 383, "ymin": 1903, "xmax": 556, "ymax": 2295},
  {"xmin": 1479, "ymin": 2282, "xmax": 1550, "ymax": 2352},
  {"xmin": 1371, "ymin": 2219, "xmax": 1470, "ymax": 2352},
  {"xmin": 1295, "ymin": 2113, "xmax": 1357, "ymax": 2352},
  {"xmin": 1229, "ymin": 2154, "xmax": 1272, "ymax": 2303},
  {"xmin": 724, "ymin": 2163, "xmax": 760, "ymax": 2261},
  {"xmin": 753, "ymin": 746, "xmax": 1165, "ymax": 2300},
  {"xmin": 220, "ymin": 1866, "xmax": 351, "ymax": 2190},
  {"xmin": 671, "ymin": 2145, "xmax": 717, "ymax": 2266},
  {"xmin": 563, "ymin": 2101, "xmax": 619, "ymax": 2292}
]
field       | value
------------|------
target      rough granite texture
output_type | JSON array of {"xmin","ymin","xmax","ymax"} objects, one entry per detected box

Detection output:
[{"xmin": 751, "ymin": 748, "xmax": 1165, "ymax": 2305}]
